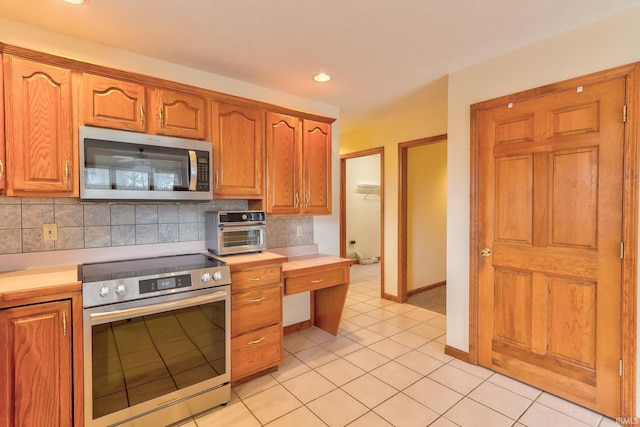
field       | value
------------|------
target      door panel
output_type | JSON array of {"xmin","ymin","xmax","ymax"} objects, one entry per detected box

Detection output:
[{"xmin": 477, "ymin": 77, "xmax": 624, "ymax": 417}]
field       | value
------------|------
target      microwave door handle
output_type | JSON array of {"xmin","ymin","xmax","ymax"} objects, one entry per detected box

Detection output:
[
  {"xmin": 89, "ymin": 290, "xmax": 228, "ymax": 324},
  {"xmin": 188, "ymin": 150, "xmax": 197, "ymax": 191}
]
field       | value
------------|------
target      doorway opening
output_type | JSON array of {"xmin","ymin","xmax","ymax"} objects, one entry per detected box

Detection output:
[
  {"xmin": 398, "ymin": 135, "xmax": 448, "ymax": 304},
  {"xmin": 340, "ymin": 148, "xmax": 384, "ymax": 296}
]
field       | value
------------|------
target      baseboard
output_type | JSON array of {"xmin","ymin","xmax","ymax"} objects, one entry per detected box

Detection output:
[
  {"xmin": 407, "ymin": 280, "xmax": 446, "ymax": 297},
  {"xmin": 445, "ymin": 345, "xmax": 470, "ymax": 363}
]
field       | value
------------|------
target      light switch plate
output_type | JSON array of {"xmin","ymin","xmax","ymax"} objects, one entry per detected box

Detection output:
[{"xmin": 43, "ymin": 223, "xmax": 58, "ymax": 241}]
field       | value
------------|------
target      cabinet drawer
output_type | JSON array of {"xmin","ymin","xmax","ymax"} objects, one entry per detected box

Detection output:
[
  {"xmin": 232, "ymin": 266, "xmax": 281, "ymax": 292},
  {"xmin": 231, "ymin": 285, "xmax": 281, "ymax": 337},
  {"xmin": 231, "ymin": 324, "xmax": 282, "ymax": 380},
  {"xmin": 285, "ymin": 266, "xmax": 348, "ymax": 295}
]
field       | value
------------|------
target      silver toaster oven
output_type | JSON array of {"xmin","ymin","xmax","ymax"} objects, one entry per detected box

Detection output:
[{"xmin": 205, "ymin": 210, "xmax": 266, "ymax": 255}]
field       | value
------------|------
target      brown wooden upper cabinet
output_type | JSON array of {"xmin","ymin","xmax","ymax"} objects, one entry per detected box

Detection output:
[
  {"xmin": 82, "ymin": 74, "xmax": 207, "ymax": 139},
  {"xmin": 211, "ymin": 102, "xmax": 264, "ymax": 198},
  {"xmin": 3, "ymin": 55, "xmax": 77, "ymax": 197},
  {"xmin": 148, "ymin": 88, "xmax": 207, "ymax": 139},
  {"xmin": 265, "ymin": 112, "xmax": 331, "ymax": 215},
  {"xmin": 81, "ymin": 73, "xmax": 147, "ymax": 132}
]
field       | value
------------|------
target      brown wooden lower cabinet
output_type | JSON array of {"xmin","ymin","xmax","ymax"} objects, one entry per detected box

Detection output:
[
  {"xmin": 230, "ymin": 264, "xmax": 283, "ymax": 384},
  {"xmin": 231, "ymin": 324, "xmax": 283, "ymax": 380},
  {"xmin": 0, "ymin": 299, "xmax": 74, "ymax": 427}
]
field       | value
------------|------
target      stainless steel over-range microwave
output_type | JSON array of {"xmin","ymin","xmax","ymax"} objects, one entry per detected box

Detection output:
[{"xmin": 79, "ymin": 126, "xmax": 213, "ymax": 201}]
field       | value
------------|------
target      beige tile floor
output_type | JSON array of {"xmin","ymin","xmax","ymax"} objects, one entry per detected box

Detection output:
[{"xmin": 175, "ymin": 263, "xmax": 619, "ymax": 427}]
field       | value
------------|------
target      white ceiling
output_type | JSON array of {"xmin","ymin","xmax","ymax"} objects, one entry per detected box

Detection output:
[{"xmin": 1, "ymin": 0, "xmax": 640, "ymax": 131}]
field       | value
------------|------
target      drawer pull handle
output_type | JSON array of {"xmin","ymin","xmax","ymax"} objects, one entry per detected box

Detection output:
[
  {"xmin": 249, "ymin": 276, "xmax": 264, "ymax": 282},
  {"xmin": 249, "ymin": 297, "xmax": 266, "ymax": 303},
  {"xmin": 248, "ymin": 337, "xmax": 265, "ymax": 345},
  {"xmin": 310, "ymin": 279, "xmax": 324, "ymax": 284}
]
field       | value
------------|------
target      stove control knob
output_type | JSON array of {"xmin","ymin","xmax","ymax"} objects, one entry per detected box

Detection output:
[
  {"xmin": 213, "ymin": 271, "xmax": 223, "ymax": 281},
  {"xmin": 98, "ymin": 285, "xmax": 111, "ymax": 298},
  {"xmin": 201, "ymin": 272, "xmax": 212, "ymax": 283},
  {"xmin": 115, "ymin": 282, "xmax": 127, "ymax": 296}
]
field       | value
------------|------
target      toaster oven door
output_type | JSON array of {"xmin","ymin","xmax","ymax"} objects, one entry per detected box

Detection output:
[{"xmin": 217, "ymin": 225, "xmax": 266, "ymax": 255}]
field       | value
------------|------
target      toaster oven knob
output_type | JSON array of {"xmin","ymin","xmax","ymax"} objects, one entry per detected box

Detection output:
[
  {"xmin": 201, "ymin": 272, "xmax": 212, "ymax": 283},
  {"xmin": 98, "ymin": 285, "xmax": 111, "ymax": 298},
  {"xmin": 213, "ymin": 271, "xmax": 222, "ymax": 281},
  {"xmin": 115, "ymin": 282, "xmax": 127, "ymax": 296}
]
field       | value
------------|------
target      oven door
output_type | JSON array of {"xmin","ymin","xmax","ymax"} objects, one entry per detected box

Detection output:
[
  {"xmin": 83, "ymin": 286, "xmax": 230, "ymax": 427},
  {"xmin": 217, "ymin": 224, "xmax": 266, "ymax": 255}
]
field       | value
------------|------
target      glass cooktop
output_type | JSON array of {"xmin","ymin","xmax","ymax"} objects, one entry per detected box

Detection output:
[{"xmin": 79, "ymin": 253, "xmax": 225, "ymax": 284}]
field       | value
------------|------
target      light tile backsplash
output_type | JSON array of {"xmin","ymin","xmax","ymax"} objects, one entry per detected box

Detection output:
[
  {"xmin": 0, "ymin": 196, "xmax": 314, "ymax": 255},
  {"xmin": 266, "ymin": 215, "xmax": 314, "ymax": 248}
]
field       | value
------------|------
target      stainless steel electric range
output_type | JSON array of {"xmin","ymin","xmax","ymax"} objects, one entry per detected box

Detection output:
[{"xmin": 79, "ymin": 253, "xmax": 231, "ymax": 427}]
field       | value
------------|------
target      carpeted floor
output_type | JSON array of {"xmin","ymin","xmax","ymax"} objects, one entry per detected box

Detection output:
[{"xmin": 406, "ymin": 285, "xmax": 446, "ymax": 314}]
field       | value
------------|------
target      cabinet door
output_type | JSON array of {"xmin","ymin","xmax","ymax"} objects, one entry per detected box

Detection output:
[
  {"xmin": 302, "ymin": 120, "xmax": 332, "ymax": 214},
  {"xmin": 4, "ymin": 56, "xmax": 77, "ymax": 196},
  {"xmin": 151, "ymin": 88, "xmax": 207, "ymax": 139},
  {"xmin": 0, "ymin": 300, "xmax": 73, "ymax": 427},
  {"xmin": 212, "ymin": 102, "xmax": 264, "ymax": 198},
  {"xmin": 265, "ymin": 112, "xmax": 302, "ymax": 214},
  {"xmin": 81, "ymin": 73, "xmax": 147, "ymax": 131},
  {"xmin": 0, "ymin": 57, "xmax": 5, "ymax": 193}
]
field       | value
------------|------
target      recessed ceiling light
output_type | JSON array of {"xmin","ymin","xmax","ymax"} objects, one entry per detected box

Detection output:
[
  {"xmin": 64, "ymin": 0, "xmax": 86, "ymax": 4},
  {"xmin": 313, "ymin": 73, "xmax": 331, "ymax": 83}
]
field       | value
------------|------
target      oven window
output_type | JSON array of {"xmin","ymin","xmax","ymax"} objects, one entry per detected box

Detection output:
[
  {"xmin": 222, "ymin": 229, "xmax": 263, "ymax": 247},
  {"xmin": 91, "ymin": 300, "xmax": 226, "ymax": 419}
]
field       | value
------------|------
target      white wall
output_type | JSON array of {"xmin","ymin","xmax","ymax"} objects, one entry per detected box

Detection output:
[
  {"xmin": 345, "ymin": 154, "xmax": 381, "ymax": 260},
  {"xmin": 447, "ymin": 6, "xmax": 640, "ymax": 414},
  {"xmin": 408, "ymin": 141, "xmax": 447, "ymax": 291}
]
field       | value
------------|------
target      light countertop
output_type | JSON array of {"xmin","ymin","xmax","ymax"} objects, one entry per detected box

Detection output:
[
  {"xmin": 282, "ymin": 254, "xmax": 353, "ymax": 272},
  {"xmin": 0, "ymin": 264, "xmax": 80, "ymax": 295},
  {"xmin": 210, "ymin": 250, "xmax": 351, "ymax": 272}
]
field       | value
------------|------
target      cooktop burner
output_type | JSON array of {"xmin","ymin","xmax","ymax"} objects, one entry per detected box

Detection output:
[{"xmin": 79, "ymin": 253, "xmax": 225, "ymax": 284}]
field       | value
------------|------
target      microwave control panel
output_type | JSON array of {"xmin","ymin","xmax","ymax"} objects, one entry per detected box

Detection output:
[{"xmin": 196, "ymin": 151, "xmax": 210, "ymax": 191}]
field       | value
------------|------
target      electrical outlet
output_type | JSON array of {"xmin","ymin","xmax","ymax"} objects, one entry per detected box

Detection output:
[
  {"xmin": 296, "ymin": 225, "xmax": 303, "ymax": 237},
  {"xmin": 43, "ymin": 223, "xmax": 58, "ymax": 242}
]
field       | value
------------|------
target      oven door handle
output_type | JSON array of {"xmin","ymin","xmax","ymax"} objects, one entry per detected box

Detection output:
[{"xmin": 89, "ymin": 290, "xmax": 228, "ymax": 324}]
